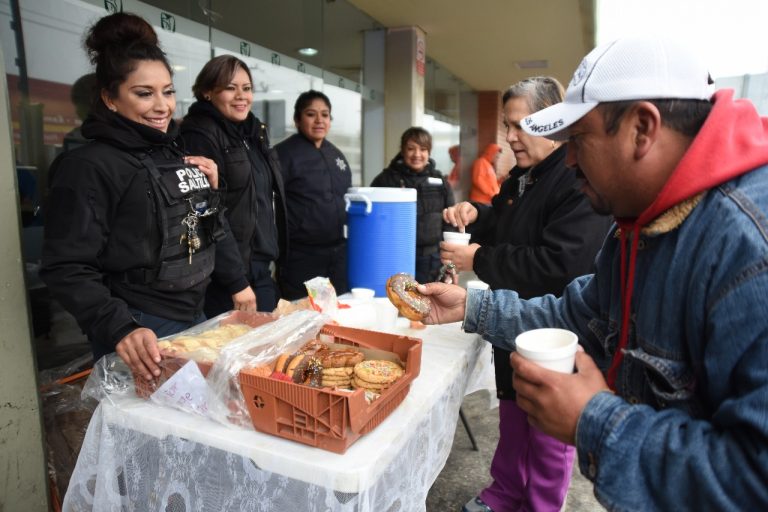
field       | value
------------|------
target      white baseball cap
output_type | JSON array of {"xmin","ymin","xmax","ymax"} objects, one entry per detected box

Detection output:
[{"xmin": 521, "ymin": 37, "xmax": 714, "ymax": 141}]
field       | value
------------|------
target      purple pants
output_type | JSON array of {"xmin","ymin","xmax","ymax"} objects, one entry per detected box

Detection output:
[{"xmin": 479, "ymin": 400, "xmax": 576, "ymax": 512}]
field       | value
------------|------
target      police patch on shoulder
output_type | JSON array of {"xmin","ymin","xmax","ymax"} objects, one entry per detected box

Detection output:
[{"xmin": 336, "ymin": 157, "xmax": 348, "ymax": 172}]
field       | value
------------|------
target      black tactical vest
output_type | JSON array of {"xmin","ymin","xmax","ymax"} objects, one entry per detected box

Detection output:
[{"xmin": 121, "ymin": 152, "xmax": 225, "ymax": 291}]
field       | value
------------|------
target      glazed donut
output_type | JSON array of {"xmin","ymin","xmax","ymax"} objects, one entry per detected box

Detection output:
[
  {"xmin": 274, "ymin": 353, "xmax": 290, "ymax": 373},
  {"xmin": 285, "ymin": 354, "xmax": 306, "ymax": 376},
  {"xmin": 386, "ymin": 273, "xmax": 431, "ymax": 321},
  {"xmin": 290, "ymin": 355, "xmax": 324, "ymax": 386}
]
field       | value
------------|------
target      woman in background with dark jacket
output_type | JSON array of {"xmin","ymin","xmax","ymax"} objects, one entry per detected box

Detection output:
[
  {"xmin": 41, "ymin": 13, "xmax": 253, "ymax": 382},
  {"xmin": 370, "ymin": 127, "xmax": 454, "ymax": 283},
  {"xmin": 182, "ymin": 55, "xmax": 287, "ymax": 314},
  {"xmin": 274, "ymin": 90, "xmax": 351, "ymax": 299}
]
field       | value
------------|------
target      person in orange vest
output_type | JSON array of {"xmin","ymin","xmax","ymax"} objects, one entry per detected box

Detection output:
[{"xmin": 469, "ymin": 143, "xmax": 501, "ymax": 204}]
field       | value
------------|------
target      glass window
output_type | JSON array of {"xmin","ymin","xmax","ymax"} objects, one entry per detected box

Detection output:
[
  {"xmin": 2, "ymin": 0, "xmax": 465, "ymax": 368},
  {"xmin": 423, "ymin": 114, "xmax": 460, "ymax": 176},
  {"xmin": 321, "ymin": 83, "xmax": 362, "ymax": 185}
]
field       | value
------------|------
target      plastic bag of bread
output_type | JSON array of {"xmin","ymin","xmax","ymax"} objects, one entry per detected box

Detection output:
[
  {"xmin": 140, "ymin": 309, "xmax": 329, "ymax": 429},
  {"xmin": 273, "ymin": 297, "xmax": 313, "ymax": 317},
  {"xmin": 156, "ymin": 310, "xmax": 275, "ymax": 363},
  {"xmin": 202, "ymin": 310, "xmax": 329, "ymax": 428}
]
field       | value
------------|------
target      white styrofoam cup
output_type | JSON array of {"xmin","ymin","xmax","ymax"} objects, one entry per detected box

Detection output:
[
  {"xmin": 514, "ymin": 328, "xmax": 578, "ymax": 373},
  {"xmin": 443, "ymin": 231, "xmax": 471, "ymax": 245}
]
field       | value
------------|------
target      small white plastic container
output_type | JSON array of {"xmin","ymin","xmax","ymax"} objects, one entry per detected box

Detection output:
[
  {"xmin": 351, "ymin": 287, "xmax": 375, "ymax": 300},
  {"xmin": 335, "ymin": 298, "xmax": 378, "ymax": 330}
]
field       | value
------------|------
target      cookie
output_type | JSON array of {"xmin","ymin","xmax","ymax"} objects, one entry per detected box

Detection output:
[
  {"xmin": 352, "ymin": 376, "xmax": 392, "ymax": 390},
  {"xmin": 322, "ymin": 375, "xmax": 352, "ymax": 383},
  {"xmin": 322, "ymin": 378, "xmax": 352, "ymax": 388},
  {"xmin": 353, "ymin": 360, "xmax": 404, "ymax": 384},
  {"xmin": 322, "ymin": 367, "xmax": 354, "ymax": 377}
]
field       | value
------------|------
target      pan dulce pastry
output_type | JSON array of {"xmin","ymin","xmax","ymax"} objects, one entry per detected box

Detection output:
[
  {"xmin": 272, "ymin": 340, "xmax": 332, "ymax": 387},
  {"xmin": 386, "ymin": 273, "xmax": 431, "ymax": 321},
  {"xmin": 320, "ymin": 349, "xmax": 364, "ymax": 368},
  {"xmin": 274, "ymin": 340, "xmax": 330, "ymax": 373}
]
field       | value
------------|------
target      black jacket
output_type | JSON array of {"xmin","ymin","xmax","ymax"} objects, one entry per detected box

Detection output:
[
  {"xmin": 181, "ymin": 102, "xmax": 287, "ymax": 268},
  {"xmin": 274, "ymin": 133, "xmax": 351, "ymax": 247},
  {"xmin": 370, "ymin": 155, "xmax": 455, "ymax": 248},
  {"xmin": 469, "ymin": 145, "xmax": 612, "ymax": 397},
  {"xmin": 40, "ymin": 109, "xmax": 247, "ymax": 355}
]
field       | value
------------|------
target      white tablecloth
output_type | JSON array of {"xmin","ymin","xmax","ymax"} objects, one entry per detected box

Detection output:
[{"xmin": 63, "ymin": 323, "xmax": 495, "ymax": 512}]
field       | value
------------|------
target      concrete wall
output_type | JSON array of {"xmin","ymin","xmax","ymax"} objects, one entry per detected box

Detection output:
[{"xmin": 0, "ymin": 46, "xmax": 49, "ymax": 510}]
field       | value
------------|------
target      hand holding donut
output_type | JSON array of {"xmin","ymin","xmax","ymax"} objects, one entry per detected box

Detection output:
[
  {"xmin": 415, "ymin": 282, "xmax": 467, "ymax": 325},
  {"xmin": 386, "ymin": 273, "xmax": 432, "ymax": 321},
  {"xmin": 184, "ymin": 155, "xmax": 219, "ymax": 189}
]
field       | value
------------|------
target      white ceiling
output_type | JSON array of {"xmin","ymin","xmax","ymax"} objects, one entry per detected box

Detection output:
[{"xmin": 347, "ymin": 0, "xmax": 596, "ymax": 92}]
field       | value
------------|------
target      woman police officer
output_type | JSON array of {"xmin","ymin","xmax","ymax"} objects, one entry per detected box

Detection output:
[
  {"xmin": 181, "ymin": 55, "xmax": 287, "ymax": 315},
  {"xmin": 41, "ymin": 12, "xmax": 254, "ymax": 381}
]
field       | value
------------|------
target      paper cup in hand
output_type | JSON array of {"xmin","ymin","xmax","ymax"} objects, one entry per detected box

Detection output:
[
  {"xmin": 515, "ymin": 328, "xmax": 578, "ymax": 373},
  {"xmin": 443, "ymin": 231, "xmax": 471, "ymax": 245}
]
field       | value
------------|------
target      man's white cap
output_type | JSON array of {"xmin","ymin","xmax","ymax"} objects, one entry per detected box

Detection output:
[{"xmin": 521, "ymin": 37, "xmax": 714, "ymax": 140}]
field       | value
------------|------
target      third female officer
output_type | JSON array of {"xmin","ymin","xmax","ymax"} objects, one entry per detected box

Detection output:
[{"xmin": 274, "ymin": 90, "xmax": 351, "ymax": 299}]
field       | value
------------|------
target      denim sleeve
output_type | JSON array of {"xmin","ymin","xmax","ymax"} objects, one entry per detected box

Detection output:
[
  {"xmin": 575, "ymin": 277, "xmax": 768, "ymax": 511},
  {"xmin": 463, "ymin": 273, "xmax": 599, "ymax": 351}
]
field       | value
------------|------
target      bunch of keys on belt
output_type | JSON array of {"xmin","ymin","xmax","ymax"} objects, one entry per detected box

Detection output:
[
  {"xmin": 437, "ymin": 261, "xmax": 457, "ymax": 284},
  {"xmin": 180, "ymin": 213, "xmax": 201, "ymax": 263}
]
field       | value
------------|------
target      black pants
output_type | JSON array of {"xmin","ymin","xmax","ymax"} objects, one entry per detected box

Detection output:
[
  {"xmin": 278, "ymin": 242, "xmax": 348, "ymax": 300},
  {"xmin": 204, "ymin": 260, "xmax": 280, "ymax": 317}
]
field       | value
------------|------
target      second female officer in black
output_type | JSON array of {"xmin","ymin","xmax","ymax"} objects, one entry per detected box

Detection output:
[{"xmin": 182, "ymin": 55, "xmax": 287, "ymax": 314}]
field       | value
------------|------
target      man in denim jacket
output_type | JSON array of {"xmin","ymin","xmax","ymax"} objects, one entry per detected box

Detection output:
[{"xmin": 420, "ymin": 37, "xmax": 768, "ymax": 510}]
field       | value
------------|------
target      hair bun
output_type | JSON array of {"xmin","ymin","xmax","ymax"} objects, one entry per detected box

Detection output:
[{"xmin": 85, "ymin": 12, "xmax": 158, "ymax": 64}]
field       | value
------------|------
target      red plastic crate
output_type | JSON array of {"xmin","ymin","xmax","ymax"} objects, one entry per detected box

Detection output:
[{"xmin": 239, "ymin": 324, "xmax": 421, "ymax": 453}]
